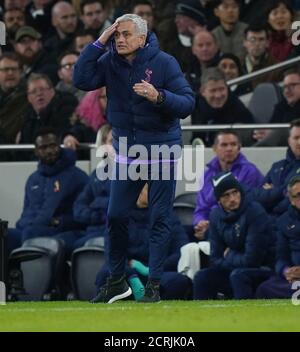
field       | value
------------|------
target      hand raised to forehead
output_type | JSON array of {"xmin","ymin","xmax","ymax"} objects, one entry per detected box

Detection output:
[{"xmin": 98, "ymin": 22, "xmax": 119, "ymax": 45}]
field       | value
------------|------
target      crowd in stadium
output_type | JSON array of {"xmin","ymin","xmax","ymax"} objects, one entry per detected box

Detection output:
[{"xmin": 1, "ymin": 0, "xmax": 300, "ymax": 302}]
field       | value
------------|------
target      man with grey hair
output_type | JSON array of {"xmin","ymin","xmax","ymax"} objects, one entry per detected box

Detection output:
[
  {"xmin": 191, "ymin": 67, "xmax": 253, "ymax": 146},
  {"xmin": 74, "ymin": 14, "xmax": 195, "ymax": 303}
]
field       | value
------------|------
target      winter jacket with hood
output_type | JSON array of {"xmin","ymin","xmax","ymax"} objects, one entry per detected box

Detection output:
[
  {"xmin": 16, "ymin": 149, "xmax": 88, "ymax": 232},
  {"xmin": 73, "ymin": 32, "xmax": 195, "ymax": 155}
]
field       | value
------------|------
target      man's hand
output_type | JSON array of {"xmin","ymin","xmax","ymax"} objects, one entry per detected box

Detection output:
[
  {"xmin": 263, "ymin": 183, "xmax": 273, "ymax": 190},
  {"xmin": 224, "ymin": 247, "xmax": 230, "ymax": 258},
  {"xmin": 133, "ymin": 80, "xmax": 159, "ymax": 103},
  {"xmin": 50, "ymin": 218, "xmax": 60, "ymax": 227},
  {"xmin": 194, "ymin": 220, "xmax": 209, "ymax": 240},
  {"xmin": 98, "ymin": 22, "xmax": 119, "ymax": 45},
  {"xmin": 285, "ymin": 266, "xmax": 300, "ymax": 283},
  {"xmin": 64, "ymin": 135, "xmax": 79, "ymax": 150}
]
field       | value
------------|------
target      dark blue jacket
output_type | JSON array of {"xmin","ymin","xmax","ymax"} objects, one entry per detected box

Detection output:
[
  {"xmin": 73, "ymin": 32, "xmax": 195, "ymax": 153},
  {"xmin": 209, "ymin": 194, "xmax": 274, "ymax": 270},
  {"xmin": 17, "ymin": 149, "xmax": 88, "ymax": 231},
  {"xmin": 276, "ymin": 205, "xmax": 300, "ymax": 276},
  {"xmin": 73, "ymin": 169, "xmax": 110, "ymax": 234},
  {"xmin": 104, "ymin": 207, "xmax": 189, "ymax": 269},
  {"xmin": 262, "ymin": 148, "xmax": 300, "ymax": 215}
]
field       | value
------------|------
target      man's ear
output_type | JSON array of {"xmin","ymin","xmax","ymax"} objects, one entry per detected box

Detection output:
[{"xmin": 139, "ymin": 35, "xmax": 146, "ymax": 47}]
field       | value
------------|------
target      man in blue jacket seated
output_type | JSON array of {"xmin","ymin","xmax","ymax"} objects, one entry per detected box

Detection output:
[
  {"xmin": 92, "ymin": 184, "xmax": 191, "ymax": 303},
  {"xmin": 193, "ymin": 172, "xmax": 274, "ymax": 300},
  {"xmin": 256, "ymin": 175, "xmax": 300, "ymax": 299},
  {"xmin": 8, "ymin": 127, "xmax": 89, "ymax": 253},
  {"xmin": 258, "ymin": 119, "xmax": 300, "ymax": 218},
  {"xmin": 73, "ymin": 13, "xmax": 195, "ymax": 303}
]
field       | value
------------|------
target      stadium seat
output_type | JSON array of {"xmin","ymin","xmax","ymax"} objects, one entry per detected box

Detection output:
[
  {"xmin": 173, "ymin": 202, "xmax": 195, "ymax": 226},
  {"xmin": 174, "ymin": 192, "xmax": 197, "ymax": 207},
  {"xmin": 71, "ymin": 236, "xmax": 106, "ymax": 301},
  {"xmin": 248, "ymin": 83, "xmax": 283, "ymax": 123},
  {"xmin": 173, "ymin": 202, "xmax": 195, "ymax": 241},
  {"xmin": 8, "ymin": 237, "xmax": 65, "ymax": 301}
]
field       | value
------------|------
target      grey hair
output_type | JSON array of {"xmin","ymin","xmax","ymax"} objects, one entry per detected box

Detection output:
[
  {"xmin": 288, "ymin": 175, "xmax": 300, "ymax": 195},
  {"xmin": 201, "ymin": 67, "xmax": 226, "ymax": 87},
  {"xmin": 115, "ymin": 13, "xmax": 148, "ymax": 35}
]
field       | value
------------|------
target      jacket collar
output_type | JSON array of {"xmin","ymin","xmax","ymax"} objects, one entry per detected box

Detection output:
[{"xmin": 38, "ymin": 148, "xmax": 76, "ymax": 176}]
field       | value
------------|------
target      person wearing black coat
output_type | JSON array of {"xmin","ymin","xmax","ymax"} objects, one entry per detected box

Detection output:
[
  {"xmin": 19, "ymin": 73, "xmax": 78, "ymax": 145},
  {"xmin": 191, "ymin": 67, "xmax": 253, "ymax": 146}
]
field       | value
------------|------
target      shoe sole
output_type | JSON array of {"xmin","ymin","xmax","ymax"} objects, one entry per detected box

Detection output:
[{"xmin": 108, "ymin": 287, "xmax": 132, "ymax": 304}]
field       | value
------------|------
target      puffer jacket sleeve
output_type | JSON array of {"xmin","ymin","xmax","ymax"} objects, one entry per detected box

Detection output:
[
  {"xmin": 158, "ymin": 56, "xmax": 195, "ymax": 119},
  {"xmin": 73, "ymin": 44, "xmax": 109, "ymax": 91}
]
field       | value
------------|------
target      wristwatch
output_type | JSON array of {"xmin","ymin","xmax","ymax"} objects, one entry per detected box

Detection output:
[{"xmin": 156, "ymin": 91, "xmax": 165, "ymax": 105}]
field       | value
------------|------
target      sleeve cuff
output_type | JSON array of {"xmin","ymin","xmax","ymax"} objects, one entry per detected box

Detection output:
[{"xmin": 92, "ymin": 40, "xmax": 106, "ymax": 50}]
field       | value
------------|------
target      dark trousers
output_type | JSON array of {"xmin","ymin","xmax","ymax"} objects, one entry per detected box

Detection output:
[
  {"xmin": 193, "ymin": 265, "xmax": 273, "ymax": 300},
  {"xmin": 256, "ymin": 275, "xmax": 295, "ymax": 299},
  {"xmin": 107, "ymin": 161, "xmax": 176, "ymax": 280}
]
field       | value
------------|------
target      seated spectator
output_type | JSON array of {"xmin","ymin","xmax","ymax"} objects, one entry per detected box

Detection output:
[
  {"xmin": 72, "ymin": 29, "xmax": 96, "ymax": 54},
  {"xmin": 80, "ymin": 0, "xmax": 111, "ymax": 38},
  {"xmin": 193, "ymin": 172, "xmax": 274, "ymax": 300},
  {"xmin": 14, "ymin": 26, "xmax": 59, "ymax": 84},
  {"xmin": 258, "ymin": 119, "xmax": 300, "ymax": 218},
  {"xmin": 56, "ymin": 50, "xmax": 86, "ymax": 102},
  {"xmin": 0, "ymin": 52, "xmax": 28, "ymax": 144},
  {"xmin": 7, "ymin": 127, "xmax": 88, "ymax": 253},
  {"xmin": 157, "ymin": 0, "xmax": 207, "ymax": 73},
  {"xmin": 191, "ymin": 67, "xmax": 253, "ymax": 146},
  {"xmin": 63, "ymin": 87, "xmax": 107, "ymax": 150},
  {"xmin": 3, "ymin": 7, "xmax": 25, "ymax": 52},
  {"xmin": 242, "ymin": 23, "xmax": 281, "ymax": 90},
  {"xmin": 217, "ymin": 52, "xmax": 248, "ymax": 96},
  {"xmin": 186, "ymin": 30, "xmax": 221, "ymax": 91},
  {"xmin": 265, "ymin": 0, "xmax": 294, "ymax": 62},
  {"xmin": 254, "ymin": 69, "xmax": 299, "ymax": 146},
  {"xmin": 56, "ymin": 124, "xmax": 112, "ymax": 257},
  {"xmin": 92, "ymin": 184, "xmax": 191, "ymax": 302},
  {"xmin": 193, "ymin": 130, "xmax": 264, "ymax": 240},
  {"xmin": 44, "ymin": 1, "xmax": 80, "ymax": 58},
  {"xmin": 19, "ymin": 73, "xmax": 78, "ymax": 144},
  {"xmin": 212, "ymin": 0, "xmax": 248, "ymax": 61},
  {"xmin": 256, "ymin": 175, "xmax": 300, "ymax": 299}
]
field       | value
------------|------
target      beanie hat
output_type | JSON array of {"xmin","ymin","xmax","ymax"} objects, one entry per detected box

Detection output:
[
  {"xmin": 212, "ymin": 171, "xmax": 241, "ymax": 200},
  {"xmin": 175, "ymin": 0, "xmax": 207, "ymax": 26}
]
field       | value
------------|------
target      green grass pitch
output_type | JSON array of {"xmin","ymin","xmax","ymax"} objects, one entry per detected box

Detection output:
[{"xmin": 0, "ymin": 300, "xmax": 299, "ymax": 332}]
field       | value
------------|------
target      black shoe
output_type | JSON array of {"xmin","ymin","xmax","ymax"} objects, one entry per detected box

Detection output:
[
  {"xmin": 90, "ymin": 275, "xmax": 132, "ymax": 304},
  {"xmin": 138, "ymin": 280, "xmax": 161, "ymax": 303}
]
